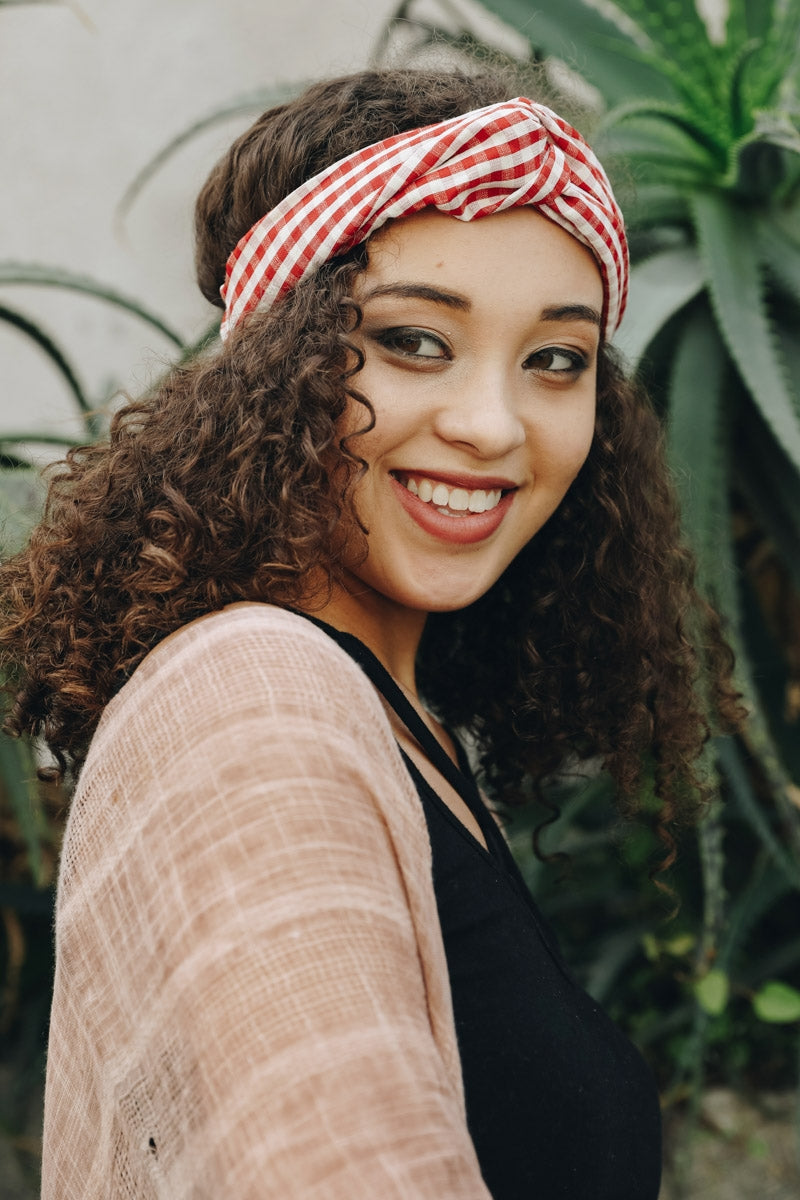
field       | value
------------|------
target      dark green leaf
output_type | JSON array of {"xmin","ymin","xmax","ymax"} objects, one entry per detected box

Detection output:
[
  {"xmin": 0, "ymin": 263, "xmax": 185, "ymax": 347},
  {"xmin": 0, "ymin": 302, "xmax": 92, "ymax": 420},
  {"xmin": 0, "ymin": 466, "xmax": 46, "ymax": 558},
  {"xmin": 602, "ymin": 99, "xmax": 726, "ymax": 166},
  {"xmin": 613, "ymin": 246, "xmax": 705, "ymax": 366},
  {"xmin": 666, "ymin": 306, "xmax": 727, "ymax": 584},
  {"xmin": 0, "ymin": 735, "xmax": 43, "ymax": 885},
  {"xmin": 758, "ymin": 215, "xmax": 800, "ymax": 303},
  {"xmin": 117, "ymin": 84, "xmax": 306, "ymax": 227},
  {"xmin": 691, "ymin": 191, "xmax": 800, "ymax": 470},
  {"xmin": 476, "ymin": 0, "xmax": 675, "ymax": 105}
]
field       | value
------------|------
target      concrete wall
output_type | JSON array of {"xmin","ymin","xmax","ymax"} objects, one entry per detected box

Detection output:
[{"xmin": 0, "ymin": 0, "xmax": 405, "ymax": 448}]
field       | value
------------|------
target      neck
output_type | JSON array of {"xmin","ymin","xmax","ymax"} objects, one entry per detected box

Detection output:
[{"xmin": 300, "ymin": 576, "xmax": 427, "ymax": 697}]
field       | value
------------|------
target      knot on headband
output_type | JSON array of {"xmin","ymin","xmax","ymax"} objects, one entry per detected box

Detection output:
[{"xmin": 220, "ymin": 97, "xmax": 628, "ymax": 341}]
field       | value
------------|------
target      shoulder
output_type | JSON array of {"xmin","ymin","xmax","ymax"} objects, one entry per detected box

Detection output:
[{"xmin": 96, "ymin": 603, "xmax": 391, "ymax": 761}]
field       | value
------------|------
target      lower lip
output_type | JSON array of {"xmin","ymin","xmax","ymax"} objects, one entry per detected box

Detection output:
[{"xmin": 390, "ymin": 476, "xmax": 516, "ymax": 545}]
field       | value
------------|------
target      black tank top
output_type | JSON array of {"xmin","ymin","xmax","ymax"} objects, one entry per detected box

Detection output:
[{"xmin": 306, "ymin": 617, "xmax": 662, "ymax": 1200}]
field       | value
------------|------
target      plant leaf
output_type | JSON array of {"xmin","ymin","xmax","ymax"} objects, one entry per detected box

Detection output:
[
  {"xmin": 691, "ymin": 190, "xmax": 800, "ymax": 470},
  {"xmin": 0, "ymin": 735, "xmax": 43, "ymax": 885},
  {"xmin": 0, "ymin": 263, "xmax": 185, "ymax": 347},
  {"xmin": 0, "ymin": 466, "xmax": 46, "ymax": 558},
  {"xmin": 117, "ymin": 84, "xmax": 305, "ymax": 227},
  {"xmin": 475, "ymin": 0, "xmax": 675, "ymax": 105},
  {"xmin": 666, "ymin": 305, "xmax": 727, "ymax": 586},
  {"xmin": 694, "ymin": 967, "xmax": 730, "ymax": 1015},
  {"xmin": 752, "ymin": 979, "xmax": 800, "ymax": 1023},
  {"xmin": 0, "ymin": 302, "xmax": 92, "ymax": 421},
  {"xmin": 601, "ymin": 100, "xmax": 725, "ymax": 169},
  {"xmin": 613, "ymin": 246, "xmax": 706, "ymax": 366}
]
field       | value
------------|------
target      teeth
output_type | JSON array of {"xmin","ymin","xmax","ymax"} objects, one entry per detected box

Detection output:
[{"xmin": 399, "ymin": 474, "xmax": 504, "ymax": 515}]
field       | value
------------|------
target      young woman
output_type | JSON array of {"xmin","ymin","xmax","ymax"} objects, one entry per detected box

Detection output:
[{"xmin": 1, "ymin": 68, "xmax": 739, "ymax": 1198}]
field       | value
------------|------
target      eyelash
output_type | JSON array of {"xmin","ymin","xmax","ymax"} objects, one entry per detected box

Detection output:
[
  {"xmin": 375, "ymin": 326, "xmax": 589, "ymax": 377},
  {"xmin": 376, "ymin": 327, "xmax": 448, "ymax": 360}
]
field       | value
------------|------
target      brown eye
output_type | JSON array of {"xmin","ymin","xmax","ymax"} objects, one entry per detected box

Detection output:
[
  {"xmin": 524, "ymin": 347, "xmax": 587, "ymax": 375},
  {"xmin": 378, "ymin": 328, "xmax": 449, "ymax": 359}
]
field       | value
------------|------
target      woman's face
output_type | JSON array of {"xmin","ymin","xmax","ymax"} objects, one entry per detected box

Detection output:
[{"xmin": 342, "ymin": 206, "xmax": 603, "ymax": 615}]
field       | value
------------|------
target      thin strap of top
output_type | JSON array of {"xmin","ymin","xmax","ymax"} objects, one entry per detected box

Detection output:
[{"xmin": 295, "ymin": 614, "xmax": 517, "ymax": 871}]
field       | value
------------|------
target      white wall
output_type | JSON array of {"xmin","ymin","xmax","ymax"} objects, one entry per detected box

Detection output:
[{"xmin": 0, "ymin": 0, "xmax": 402, "ymax": 447}]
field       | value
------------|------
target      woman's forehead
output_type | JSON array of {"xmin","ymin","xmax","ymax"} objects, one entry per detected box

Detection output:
[{"xmin": 360, "ymin": 208, "xmax": 604, "ymax": 314}]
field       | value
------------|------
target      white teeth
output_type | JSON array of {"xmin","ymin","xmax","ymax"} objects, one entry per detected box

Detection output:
[{"xmin": 399, "ymin": 474, "xmax": 504, "ymax": 515}]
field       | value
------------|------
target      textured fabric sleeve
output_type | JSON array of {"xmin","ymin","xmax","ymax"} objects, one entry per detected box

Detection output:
[{"xmin": 41, "ymin": 605, "xmax": 490, "ymax": 1200}]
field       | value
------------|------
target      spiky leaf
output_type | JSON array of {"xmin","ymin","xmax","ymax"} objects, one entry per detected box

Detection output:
[{"xmin": 691, "ymin": 190, "xmax": 800, "ymax": 469}]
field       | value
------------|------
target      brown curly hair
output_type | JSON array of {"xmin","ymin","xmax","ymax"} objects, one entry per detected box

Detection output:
[{"xmin": 0, "ymin": 68, "xmax": 741, "ymax": 857}]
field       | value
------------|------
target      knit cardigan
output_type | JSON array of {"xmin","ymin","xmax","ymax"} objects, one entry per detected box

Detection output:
[{"xmin": 41, "ymin": 603, "xmax": 490, "ymax": 1198}]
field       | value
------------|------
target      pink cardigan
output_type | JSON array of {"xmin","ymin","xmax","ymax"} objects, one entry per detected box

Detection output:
[{"xmin": 41, "ymin": 604, "xmax": 490, "ymax": 1198}]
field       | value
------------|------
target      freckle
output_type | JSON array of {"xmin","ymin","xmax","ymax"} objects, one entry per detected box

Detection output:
[{"xmin": 435, "ymin": 260, "xmax": 444, "ymax": 268}]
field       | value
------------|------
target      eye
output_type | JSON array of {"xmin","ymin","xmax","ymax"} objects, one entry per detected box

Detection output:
[
  {"xmin": 524, "ymin": 346, "xmax": 589, "ymax": 376},
  {"xmin": 376, "ymin": 327, "xmax": 449, "ymax": 360}
]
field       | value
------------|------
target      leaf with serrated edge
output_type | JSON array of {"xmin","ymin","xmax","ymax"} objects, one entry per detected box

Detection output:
[
  {"xmin": 692, "ymin": 191, "xmax": 800, "ymax": 467},
  {"xmin": 613, "ymin": 246, "xmax": 705, "ymax": 365},
  {"xmin": 666, "ymin": 307, "xmax": 727, "ymax": 584}
]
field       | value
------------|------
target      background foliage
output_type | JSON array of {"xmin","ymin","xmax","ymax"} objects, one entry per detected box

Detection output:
[{"xmin": 2, "ymin": 0, "xmax": 800, "ymax": 1193}]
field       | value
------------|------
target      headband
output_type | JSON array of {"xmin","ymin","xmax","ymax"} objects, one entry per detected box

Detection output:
[{"xmin": 220, "ymin": 97, "xmax": 628, "ymax": 341}]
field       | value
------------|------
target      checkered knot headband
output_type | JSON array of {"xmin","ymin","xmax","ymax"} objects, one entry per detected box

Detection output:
[{"xmin": 220, "ymin": 97, "xmax": 628, "ymax": 342}]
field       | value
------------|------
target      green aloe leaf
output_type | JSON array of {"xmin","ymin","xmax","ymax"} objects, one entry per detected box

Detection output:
[
  {"xmin": 691, "ymin": 190, "xmax": 800, "ymax": 470},
  {"xmin": 0, "ymin": 263, "xmax": 185, "ymax": 347},
  {"xmin": 717, "ymin": 736, "xmax": 800, "ymax": 890},
  {"xmin": 601, "ymin": 102, "xmax": 725, "ymax": 172},
  {"xmin": 0, "ymin": 734, "xmax": 43, "ymax": 884},
  {"xmin": 0, "ymin": 466, "xmax": 46, "ymax": 558},
  {"xmin": 665, "ymin": 307, "xmax": 727, "ymax": 585},
  {"xmin": 741, "ymin": 0, "xmax": 779, "ymax": 42},
  {"xmin": 718, "ymin": 855, "xmax": 791, "ymax": 972},
  {"xmin": 735, "ymin": 404, "xmax": 800, "ymax": 591},
  {"xmin": 476, "ymin": 0, "xmax": 675, "ymax": 105},
  {"xmin": 0, "ymin": 302, "xmax": 92, "ymax": 421},
  {"xmin": 602, "ymin": 99, "xmax": 727, "ymax": 170},
  {"xmin": 117, "ymin": 84, "xmax": 305, "ymax": 227},
  {"xmin": 752, "ymin": 980, "xmax": 800, "ymax": 1023},
  {"xmin": 758, "ymin": 217, "xmax": 800, "ymax": 304},
  {"xmin": 613, "ymin": 246, "xmax": 706, "ymax": 366}
]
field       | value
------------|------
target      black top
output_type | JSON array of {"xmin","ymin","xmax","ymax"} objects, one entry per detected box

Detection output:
[{"xmin": 305, "ymin": 617, "xmax": 662, "ymax": 1200}]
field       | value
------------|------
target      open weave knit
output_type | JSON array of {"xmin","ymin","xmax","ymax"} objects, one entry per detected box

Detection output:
[{"xmin": 42, "ymin": 604, "xmax": 490, "ymax": 1199}]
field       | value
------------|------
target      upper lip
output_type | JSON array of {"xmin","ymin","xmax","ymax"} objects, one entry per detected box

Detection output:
[{"xmin": 392, "ymin": 469, "xmax": 518, "ymax": 491}]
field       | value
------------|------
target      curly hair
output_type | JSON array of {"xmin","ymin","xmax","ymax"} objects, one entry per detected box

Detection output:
[{"xmin": 0, "ymin": 68, "xmax": 741, "ymax": 857}]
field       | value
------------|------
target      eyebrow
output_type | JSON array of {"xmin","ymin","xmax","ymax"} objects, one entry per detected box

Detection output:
[
  {"xmin": 361, "ymin": 285, "xmax": 602, "ymax": 328},
  {"xmin": 360, "ymin": 283, "xmax": 471, "ymax": 310},
  {"xmin": 540, "ymin": 304, "xmax": 602, "ymax": 327}
]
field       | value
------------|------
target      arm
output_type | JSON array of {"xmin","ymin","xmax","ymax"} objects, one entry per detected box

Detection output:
[{"xmin": 43, "ymin": 606, "xmax": 489, "ymax": 1199}]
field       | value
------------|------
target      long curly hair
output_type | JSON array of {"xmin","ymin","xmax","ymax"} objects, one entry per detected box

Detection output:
[{"xmin": 0, "ymin": 68, "xmax": 741, "ymax": 857}]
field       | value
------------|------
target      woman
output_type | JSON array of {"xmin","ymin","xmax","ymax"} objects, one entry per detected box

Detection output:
[{"xmin": 1, "ymin": 69, "xmax": 739, "ymax": 1197}]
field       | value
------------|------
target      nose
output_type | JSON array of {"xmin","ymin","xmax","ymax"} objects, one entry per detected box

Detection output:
[{"xmin": 431, "ymin": 366, "xmax": 527, "ymax": 460}]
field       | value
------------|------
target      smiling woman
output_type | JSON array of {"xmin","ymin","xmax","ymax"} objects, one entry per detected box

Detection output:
[{"xmin": 0, "ymin": 68, "xmax": 742, "ymax": 1199}]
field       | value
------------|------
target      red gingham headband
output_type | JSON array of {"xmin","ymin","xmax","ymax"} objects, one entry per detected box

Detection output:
[{"xmin": 220, "ymin": 97, "xmax": 628, "ymax": 341}]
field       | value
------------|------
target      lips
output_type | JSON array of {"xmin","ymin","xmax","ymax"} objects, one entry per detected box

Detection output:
[{"xmin": 390, "ymin": 470, "xmax": 517, "ymax": 545}]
